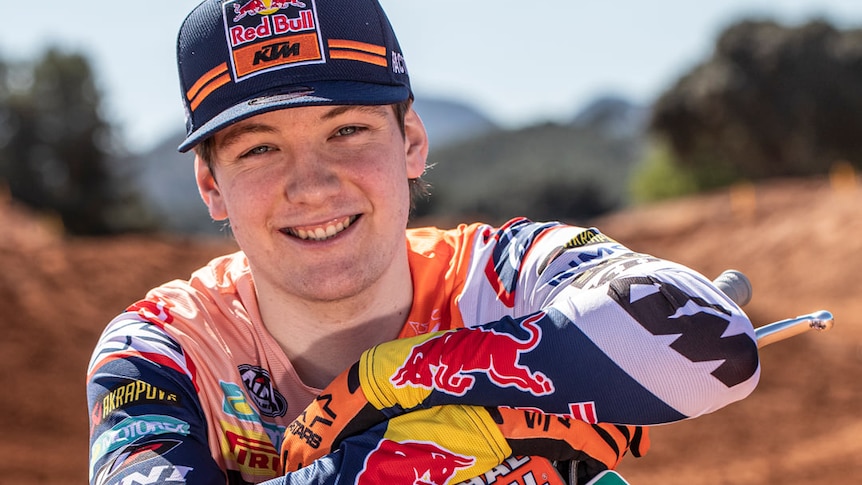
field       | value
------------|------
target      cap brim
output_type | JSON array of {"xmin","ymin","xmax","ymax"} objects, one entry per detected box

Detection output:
[{"xmin": 178, "ymin": 81, "xmax": 411, "ymax": 152}]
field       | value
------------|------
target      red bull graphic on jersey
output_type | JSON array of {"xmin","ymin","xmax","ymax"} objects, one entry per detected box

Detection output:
[
  {"xmin": 391, "ymin": 313, "xmax": 554, "ymax": 397},
  {"xmin": 223, "ymin": 0, "xmax": 324, "ymax": 79},
  {"xmin": 355, "ymin": 439, "xmax": 476, "ymax": 485}
]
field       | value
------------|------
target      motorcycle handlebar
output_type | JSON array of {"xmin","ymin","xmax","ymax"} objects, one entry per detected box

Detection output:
[{"xmin": 712, "ymin": 269, "xmax": 834, "ymax": 348}]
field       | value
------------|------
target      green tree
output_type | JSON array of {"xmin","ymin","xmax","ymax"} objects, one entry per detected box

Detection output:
[
  {"xmin": 0, "ymin": 48, "xmax": 142, "ymax": 235},
  {"xmin": 649, "ymin": 19, "xmax": 862, "ymax": 190}
]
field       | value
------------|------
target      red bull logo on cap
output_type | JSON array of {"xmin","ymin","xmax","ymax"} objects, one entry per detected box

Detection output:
[
  {"xmin": 391, "ymin": 313, "xmax": 555, "ymax": 397},
  {"xmin": 233, "ymin": 0, "xmax": 308, "ymax": 21},
  {"xmin": 223, "ymin": 0, "xmax": 324, "ymax": 79},
  {"xmin": 356, "ymin": 439, "xmax": 475, "ymax": 485}
]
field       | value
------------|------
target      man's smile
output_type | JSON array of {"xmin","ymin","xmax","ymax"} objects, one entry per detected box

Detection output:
[{"xmin": 283, "ymin": 215, "xmax": 359, "ymax": 241}]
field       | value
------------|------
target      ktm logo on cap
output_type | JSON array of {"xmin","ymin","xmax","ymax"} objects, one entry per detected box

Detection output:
[{"xmin": 223, "ymin": 0, "xmax": 324, "ymax": 79}]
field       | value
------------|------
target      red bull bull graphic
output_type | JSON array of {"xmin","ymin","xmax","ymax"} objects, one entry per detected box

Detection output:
[
  {"xmin": 391, "ymin": 313, "xmax": 554, "ymax": 397},
  {"xmin": 355, "ymin": 439, "xmax": 476, "ymax": 485}
]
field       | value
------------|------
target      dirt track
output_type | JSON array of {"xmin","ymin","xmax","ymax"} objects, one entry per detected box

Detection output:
[{"xmin": 1, "ymin": 176, "xmax": 859, "ymax": 484}]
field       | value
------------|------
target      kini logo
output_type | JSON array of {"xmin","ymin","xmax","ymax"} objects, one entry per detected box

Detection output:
[
  {"xmin": 91, "ymin": 439, "xmax": 185, "ymax": 484},
  {"xmin": 355, "ymin": 440, "xmax": 475, "ymax": 485},
  {"xmin": 223, "ymin": 0, "xmax": 323, "ymax": 79},
  {"xmin": 239, "ymin": 365, "xmax": 288, "ymax": 418},
  {"xmin": 391, "ymin": 313, "xmax": 554, "ymax": 397}
]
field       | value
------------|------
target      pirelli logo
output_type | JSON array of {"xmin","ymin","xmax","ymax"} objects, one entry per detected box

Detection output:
[{"xmin": 222, "ymin": 423, "xmax": 281, "ymax": 477}]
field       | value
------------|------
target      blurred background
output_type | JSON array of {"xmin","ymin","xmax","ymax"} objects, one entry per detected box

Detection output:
[{"xmin": 0, "ymin": 1, "xmax": 859, "ymax": 483}]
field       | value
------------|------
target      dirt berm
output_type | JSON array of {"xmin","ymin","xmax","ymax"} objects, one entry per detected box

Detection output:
[{"xmin": 1, "ymin": 176, "xmax": 858, "ymax": 484}]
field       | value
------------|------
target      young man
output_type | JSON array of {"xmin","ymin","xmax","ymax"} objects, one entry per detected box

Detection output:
[{"xmin": 87, "ymin": 1, "xmax": 761, "ymax": 484}]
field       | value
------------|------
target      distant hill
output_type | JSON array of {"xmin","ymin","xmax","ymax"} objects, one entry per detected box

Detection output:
[
  {"xmin": 571, "ymin": 94, "xmax": 650, "ymax": 139},
  {"xmin": 416, "ymin": 94, "xmax": 648, "ymax": 225},
  {"xmin": 130, "ymin": 132, "xmax": 219, "ymax": 235},
  {"xmin": 128, "ymin": 94, "xmax": 646, "ymax": 235},
  {"xmin": 412, "ymin": 96, "xmax": 499, "ymax": 148}
]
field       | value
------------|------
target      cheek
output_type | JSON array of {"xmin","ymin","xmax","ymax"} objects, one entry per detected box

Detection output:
[
  {"xmin": 219, "ymin": 173, "xmax": 279, "ymax": 221},
  {"xmin": 353, "ymin": 152, "xmax": 410, "ymax": 204}
]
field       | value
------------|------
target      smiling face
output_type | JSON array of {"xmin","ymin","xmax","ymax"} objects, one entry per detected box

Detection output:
[{"xmin": 195, "ymin": 103, "xmax": 428, "ymax": 305}]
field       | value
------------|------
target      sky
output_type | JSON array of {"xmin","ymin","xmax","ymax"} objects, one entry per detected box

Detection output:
[{"xmin": 2, "ymin": 1, "xmax": 862, "ymax": 153}]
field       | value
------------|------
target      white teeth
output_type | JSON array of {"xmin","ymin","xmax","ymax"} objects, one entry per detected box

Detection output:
[{"xmin": 290, "ymin": 216, "xmax": 354, "ymax": 241}]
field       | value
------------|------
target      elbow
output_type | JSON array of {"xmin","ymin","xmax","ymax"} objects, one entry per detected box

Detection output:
[{"xmin": 686, "ymin": 324, "xmax": 762, "ymax": 418}]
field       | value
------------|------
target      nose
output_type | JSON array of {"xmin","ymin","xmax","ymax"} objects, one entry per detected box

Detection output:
[{"xmin": 283, "ymin": 150, "xmax": 340, "ymax": 205}]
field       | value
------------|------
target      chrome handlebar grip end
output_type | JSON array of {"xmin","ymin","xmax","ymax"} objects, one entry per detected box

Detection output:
[{"xmin": 755, "ymin": 310, "xmax": 834, "ymax": 348}]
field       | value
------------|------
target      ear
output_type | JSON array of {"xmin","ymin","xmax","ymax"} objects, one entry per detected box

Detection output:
[
  {"xmin": 403, "ymin": 106, "xmax": 429, "ymax": 179},
  {"xmin": 194, "ymin": 156, "xmax": 228, "ymax": 221}
]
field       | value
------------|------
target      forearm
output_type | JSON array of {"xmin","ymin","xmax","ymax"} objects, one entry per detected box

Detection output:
[{"xmin": 361, "ymin": 260, "xmax": 760, "ymax": 425}]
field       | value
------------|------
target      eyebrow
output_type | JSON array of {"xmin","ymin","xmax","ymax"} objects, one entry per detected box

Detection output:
[
  {"xmin": 215, "ymin": 122, "xmax": 278, "ymax": 152},
  {"xmin": 320, "ymin": 104, "xmax": 391, "ymax": 121},
  {"xmin": 216, "ymin": 105, "xmax": 391, "ymax": 151}
]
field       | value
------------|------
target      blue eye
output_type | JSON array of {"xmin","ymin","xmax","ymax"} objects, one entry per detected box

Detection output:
[
  {"xmin": 336, "ymin": 126, "xmax": 359, "ymax": 137},
  {"xmin": 243, "ymin": 145, "xmax": 272, "ymax": 157}
]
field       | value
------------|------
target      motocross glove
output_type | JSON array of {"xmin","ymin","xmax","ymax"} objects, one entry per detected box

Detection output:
[{"xmin": 281, "ymin": 375, "xmax": 648, "ymax": 477}]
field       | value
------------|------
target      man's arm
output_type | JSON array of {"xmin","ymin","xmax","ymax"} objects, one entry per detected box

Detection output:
[
  {"xmin": 362, "ymin": 247, "xmax": 760, "ymax": 423},
  {"xmin": 87, "ymin": 316, "xmax": 225, "ymax": 485},
  {"xmin": 280, "ymin": 225, "xmax": 758, "ymax": 471}
]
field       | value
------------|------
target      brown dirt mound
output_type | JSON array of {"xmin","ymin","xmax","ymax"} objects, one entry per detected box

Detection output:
[{"xmin": 1, "ymin": 177, "xmax": 859, "ymax": 484}]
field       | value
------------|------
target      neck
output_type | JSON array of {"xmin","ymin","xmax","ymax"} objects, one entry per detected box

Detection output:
[{"xmin": 257, "ymin": 270, "xmax": 413, "ymax": 389}]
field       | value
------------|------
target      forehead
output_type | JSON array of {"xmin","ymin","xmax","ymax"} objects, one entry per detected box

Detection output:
[
  {"xmin": 217, "ymin": 104, "xmax": 391, "ymax": 136},
  {"xmin": 200, "ymin": 104, "xmax": 398, "ymax": 161}
]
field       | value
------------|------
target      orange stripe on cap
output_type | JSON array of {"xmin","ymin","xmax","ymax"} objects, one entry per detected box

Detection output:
[
  {"xmin": 189, "ymin": 73, "xmax": 232, "ymax": 111},
  {"xmin": 328, "ymin": 39, "xmax": 387, "ymax": 56},
  {"xmin": 328, "ymin": 39, "xmax": 388, "ymax": 67},
  {"xmin": 186, "ymin": 63, "xmax": 230, "ymax": 111},
  {"xmin": 329, "ymin": 50, "xmax": 388, "ymax": 67}
]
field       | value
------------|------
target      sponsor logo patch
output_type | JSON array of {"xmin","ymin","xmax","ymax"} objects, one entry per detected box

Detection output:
[
  {"xmin": 91, "ymin": 439, "xmax": 186, "ymax": 484},
  {"xmin": 221, "ymin": 422, "xmax": 281, "ymax": 478},
  {"xmin": 238, "ymin": 364, "xmax": 288, "ymax": 417},
  {"xmin": 391, "ymin": 312, "xmax": 554, "ymax": 397},
  {"xmin": 98, "ymin": 379, "xmax": 180, "ymax": 421},
  {"xmin": 90, "ymin": 415, "xmax": 190, "ymax": 476},
  {"xmin": 223, "ymin": 0, "xmax": 323, "ymax": 80}
]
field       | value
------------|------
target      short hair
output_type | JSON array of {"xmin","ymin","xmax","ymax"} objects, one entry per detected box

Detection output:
[{"xmin": 194, "ymin": 99, "xmax": 429, "ymax": 211}]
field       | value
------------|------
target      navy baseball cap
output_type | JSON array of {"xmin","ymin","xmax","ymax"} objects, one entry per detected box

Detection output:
[{"xmin": 176, "ymin": 0, "xmax": 412, "ymax": 152}]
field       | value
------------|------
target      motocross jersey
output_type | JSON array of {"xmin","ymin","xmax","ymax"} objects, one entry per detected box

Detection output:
[{"xmin": 87, "ymin": 218, "xmax": 760, "ymax": 485}]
